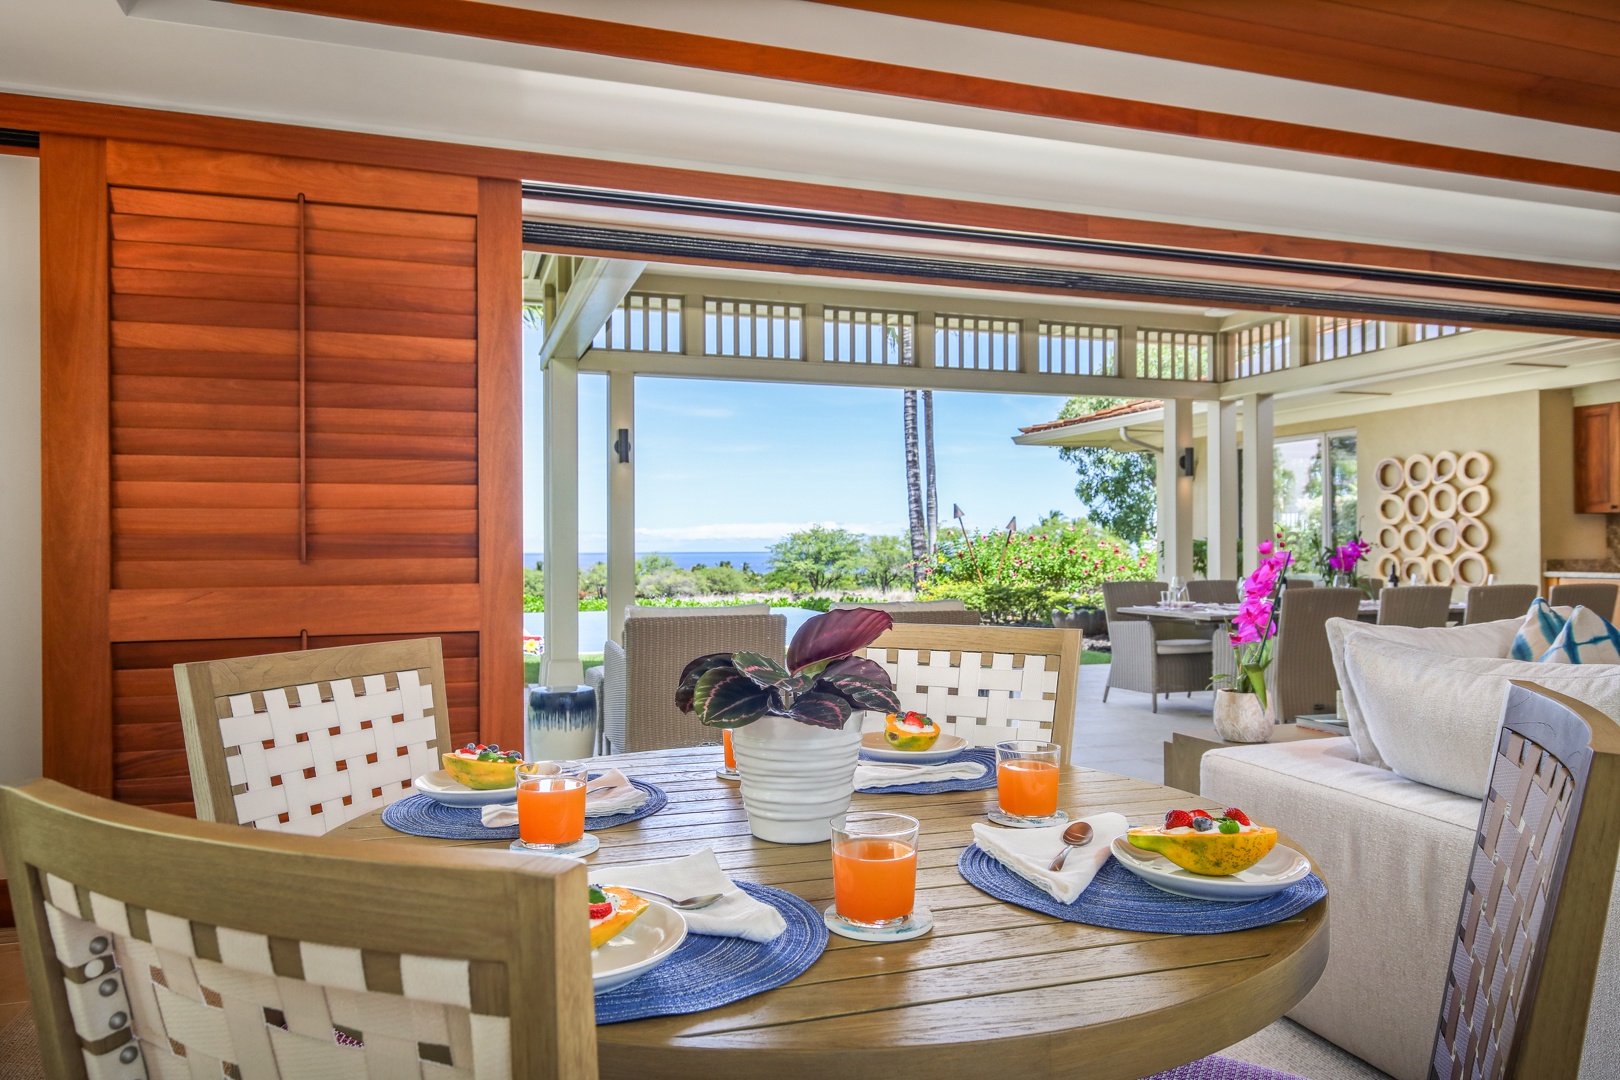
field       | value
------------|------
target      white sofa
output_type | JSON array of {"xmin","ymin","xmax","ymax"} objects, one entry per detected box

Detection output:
[{"xmin": 1202, "ymin": 617, "xmax": 1620, "ymax": 1080}]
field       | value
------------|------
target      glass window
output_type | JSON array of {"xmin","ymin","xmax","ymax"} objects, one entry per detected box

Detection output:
[{"xmin": 1329, "ymin": 433, "xmax": 1358, "ymax": 546}]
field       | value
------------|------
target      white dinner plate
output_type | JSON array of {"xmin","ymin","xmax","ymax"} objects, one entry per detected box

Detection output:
[
  {"xmin": 412, "ymin": 770, "xmax": 515, "ymax": 807},
  {"xmin": 592, "ymin": 899, "xmax": 688, "ymax": 995},
  {"xmin": 1109, "ymin": 835, "xmax": 1312, "ymax": 902},
  {"xmin": 859, "ymin": 731, "xmax": 970, "ymax": 765}
]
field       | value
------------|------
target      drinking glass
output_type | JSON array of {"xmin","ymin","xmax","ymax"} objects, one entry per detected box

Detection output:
[
  {"xmin": 717, "ymin": 728, "xmax": 741, "ymax": 781},
  {"xmin": 1169, "ymin": 576, "xmax": 1187, "ymax": 604},
  {"xmin": 512, "ymin": 760, "xmax": 590, "ymax": 852},
  {"xmin": 830, "ymin": 812, "xmax": 919, "ymax": 928},
  {"xmin": 993, "ymin": 740, "xmax": 1065, "ymax": 827}
]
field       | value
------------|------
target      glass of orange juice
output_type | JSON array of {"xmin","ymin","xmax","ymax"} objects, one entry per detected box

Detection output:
[
  {"xmin": 991, "ymin": 740, "xmax": 1067, "ymax": 828},
  {"xmin": 828, "ymin": 812, "xmax": 920, "ymax": 935},
  {"xmin": 716, "ymin": 729, "xmax": 740, "ymax": 781},
  {"xmin": 510, "ymin": 761, "xmax": 597, "ymax": 856}
]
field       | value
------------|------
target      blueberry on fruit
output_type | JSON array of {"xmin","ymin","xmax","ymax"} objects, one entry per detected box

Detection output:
[
  {"xmin": 1218, "ymin": 819, "xmax": 1240, "ymax": 834},
  {"xmin": 1191, "ymin": 815, "xmax": 1215, "ymax": 832}
]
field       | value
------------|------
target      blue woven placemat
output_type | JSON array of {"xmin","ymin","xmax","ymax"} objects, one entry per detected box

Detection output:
[
  {"xmin": 595, "ymin": 882, "xmax": 827, "ymax": 1024},
  {"xmin": 957, "ymin": 844, "xmax": 1326, "ymax": 934},
  {"xmin": 856, "ymin": 747, "xmax": 997, "ymax": 794},
  {"xmin": 381, "ymin": 779, "xmax": 667, "ymax": 841}
]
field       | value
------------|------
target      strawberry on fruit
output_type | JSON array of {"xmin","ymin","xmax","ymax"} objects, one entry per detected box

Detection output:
[
  {"xmin": 1225, "ymin": 807, "xmax": 1252, "ymax": 826},
  {"xmin": 1164, "ymin": 809, "xmax": 1194, "ymax": 830},
  {"xmin": 1189, "ymin": 809, "xmax": 1212, "ymax": 819}
]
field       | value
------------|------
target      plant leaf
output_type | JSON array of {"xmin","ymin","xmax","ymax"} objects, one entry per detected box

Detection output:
[
  {"xmin": 776, "ymin": 691, "xmax": 852, "ymax": 730},
  {"xmin": 818, "ymin": 673, "xmax": 900, "ymax": 714},
  {"xmin": 692, "ymin": 668, "xmax": 772, "ymax": 728},
  {"xmin": 819, "ymin": 656, "xmax": 889, "ymax": 683},
  {"xmin": 785, "ymin": 608, "xmax": 894, "ymax": 672},
  {"xmin": 731, "ymin": 651, "xmax": 792, "ymax": 688},
  {"xmin": 676, "ymin": 653, "xmax": 741, "ymax": 713}
]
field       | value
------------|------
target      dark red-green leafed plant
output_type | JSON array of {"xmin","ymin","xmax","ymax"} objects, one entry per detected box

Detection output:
[{"xmin": 675, "ymin": 608, "xmax": 901, "ymax": 730}]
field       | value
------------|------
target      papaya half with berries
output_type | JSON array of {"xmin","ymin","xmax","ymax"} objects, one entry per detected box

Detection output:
[
  {"xmin": 1127, "ymin": 807, "xmax": 1277, "ymax": 876},
  {"xmin": 883, "ymin": 711, "xmax": 941, "ymax": 751},
  {"xmin": 589, "ymin": 885, "xmax": 650, "ymax": 949},
  {"xmin": 442, "ymin": 743, "xmax": 524, "ymax": 789}
]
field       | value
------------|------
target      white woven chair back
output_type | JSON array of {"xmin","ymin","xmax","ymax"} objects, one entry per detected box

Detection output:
[
  {"xmin": 221, "ymin": 668, "xmax": 441, "ymax": 835},
  {"xmin": 860, "ymin": 645, "xmax": 1060, "ymax": 747},
  {"xmin": 37, "ymin": 869, "xmax": 511, "ymax": 1080}
]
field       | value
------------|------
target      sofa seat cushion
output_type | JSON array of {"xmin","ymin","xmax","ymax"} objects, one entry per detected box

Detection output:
[
  {"xmin": 1326, "ymin": 617, "xmax": 1521, "ymax": 768},
  {"xmin": 1200, "ymin": 737, "xmax": 1478, "ymax": 1080},
  {"xmin": 1343, "ymin": 635, "xmax": 1620, "ymax": 799}
]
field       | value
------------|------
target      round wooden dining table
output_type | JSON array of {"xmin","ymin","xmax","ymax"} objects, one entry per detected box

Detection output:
[{"xmin": 332, "ymin": 746, "xmax": 1328, "ymax": 1080}]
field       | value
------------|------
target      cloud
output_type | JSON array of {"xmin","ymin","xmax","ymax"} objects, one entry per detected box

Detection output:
[{"xmin": 634, "ymin": 521, "xmax": 904, "ymax": 543}]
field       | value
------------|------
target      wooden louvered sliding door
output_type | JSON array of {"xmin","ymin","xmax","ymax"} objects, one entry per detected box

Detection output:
[{"xmin": 41, "ymin": 138, "xmax": 521, "ymax": 814}]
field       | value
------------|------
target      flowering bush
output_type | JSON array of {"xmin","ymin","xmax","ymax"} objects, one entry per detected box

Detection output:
[
  {"xmin": 916, "ymin": 515, "xmax": 1156, "ymax": 624},
  {"xmin": 1219, "ymin": 538, "xmax": 1295, "ymax": 712}
]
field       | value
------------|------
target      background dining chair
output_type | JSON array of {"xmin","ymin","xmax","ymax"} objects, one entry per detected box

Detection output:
[
  {"xmin": 1101, "ymin": 581, "xmax": 1213, "ymax": 713},
  {"xmin": 1376, "ymin": 584, "xmax": 1453, "ymax": 627},
  {"xmin": 1187, "ymin": 579, "xmax": 1238, "ymax": 604},
  {"xmin": 831, "ymin": 598, "xmax": 982, "ymax": 624},
  {"xmin": 860, "ymin": 624, "xmax": 1082, "ymax": 761},
  {"xmin": 1149, "ymin": 681, "xmax": 1620, "ymax": 1080},
  {"xmin": 0, "ymin": 779, "xmax": 597, "ymax": 1080},
  {"xmin": 1268, "ymin": 587, "xmax": 1362, "ymax": 722},
  {"xmin": 1548, "ymin": 582, "xmax": 1620, "ymax": 621},
  {"xmin": 174, "ymin": 638, "xmax": 451, "ymax": 836},
  {"xmin": 616, "ymin": 606, "xmax": 786, "ymax": 752},
  {"xmin": 1463, "ymin": 583, "xmax": 1539, "ymax": 625}
]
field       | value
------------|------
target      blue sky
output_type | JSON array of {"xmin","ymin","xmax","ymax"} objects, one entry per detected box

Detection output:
[{"xmin": 521, "ymin": 328, "xmax": 1084, "ymax": 553}]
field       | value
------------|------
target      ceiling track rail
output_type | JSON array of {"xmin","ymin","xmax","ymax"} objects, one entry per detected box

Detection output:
[
  {"xmin": 0, "ymin": 128, "xmax": 40, "ymax": 149},
  {"xmin": 520, "ymin": 182, "xmax": 1620, "ymax": 308},
  {"xmin": 520, "ymin": 220, "xmax": 1620, "ymax": 337}
]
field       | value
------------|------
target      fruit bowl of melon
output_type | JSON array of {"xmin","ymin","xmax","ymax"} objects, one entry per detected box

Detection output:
[{"xmin": 1110, "ymin": 807, "xmax": 1312, "ymax": 902}]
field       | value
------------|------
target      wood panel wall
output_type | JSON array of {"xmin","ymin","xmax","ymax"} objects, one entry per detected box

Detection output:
[{"xmin": 40, "ymin": 139, "xmax": 521, "ymax": 815}]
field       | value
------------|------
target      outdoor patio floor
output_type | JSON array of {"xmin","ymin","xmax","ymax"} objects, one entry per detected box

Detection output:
[{"xmin": 1071, "ymin": 662, "xmax": 1228, "ymax": 786}]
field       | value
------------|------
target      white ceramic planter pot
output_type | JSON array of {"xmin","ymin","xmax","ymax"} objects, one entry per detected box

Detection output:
[
  {"xmin": 1213, "ymin": 690, "xmax": 1274, "ymax": 743},
  {"xmin": 731, "ymin": 714, "xmax": 862, "ymax": 844}
]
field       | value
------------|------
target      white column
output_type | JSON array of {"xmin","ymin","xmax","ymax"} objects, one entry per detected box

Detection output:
[
  {"xmin": 1157, "ymin": 397, "xmax": 1194, "ymax": 580},
  {"xmin": 1207, "ymin": 398, "xmax": 1239, "ymax": 579},
  {"xmin": 542, "ymin": 351, "xmax": 583, "ymax": 687},
  {"xmin": 1242, "ymin": 392, "xmax": 1275, "ymax": 579},
  {"xmin": 606, "ymin": 371, "xmax": 636, "ymax": 645}
]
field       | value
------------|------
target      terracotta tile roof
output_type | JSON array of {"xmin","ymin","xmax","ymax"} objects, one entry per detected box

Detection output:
[{"xmin": 1019, "ymin": 399, "xmax": 1162, "ymax": 435}]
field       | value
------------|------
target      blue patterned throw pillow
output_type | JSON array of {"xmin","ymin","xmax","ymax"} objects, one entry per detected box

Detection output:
[
  {"xmin": 1539, "ymin": 606, "xmax": 1620, "ymax": 664},
  {"xmin": 1511, "ymin": 598, "xmax": 1569, "ymax": 661}
]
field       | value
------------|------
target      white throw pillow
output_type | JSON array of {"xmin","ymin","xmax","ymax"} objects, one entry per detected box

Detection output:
[
  {"xmin": 1341, "ymin": 635, "xmax": 1620, "ymax": 799},
  {"xmin": 1326, "ymin": 617, "xmax": 1522, "ymax": 769},
  {"xmin": 1510, "ymin": 599, "xmax": 1572, "ymax": 661},
  {"xmin": 1539, "ymin": 605, "xmax": 1620, "ymax": 664}
]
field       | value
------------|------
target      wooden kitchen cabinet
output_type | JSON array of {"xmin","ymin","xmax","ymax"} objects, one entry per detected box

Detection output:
[{"xmin": 1574, "ymin": 403, "xmax": 1620, "ymax": 513}]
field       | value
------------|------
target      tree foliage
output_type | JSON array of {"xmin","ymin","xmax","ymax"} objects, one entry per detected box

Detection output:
[
  {"xmin": 857, "ymin": 534, "xmax": 911, "ymax": 592},
  {"xmin": 1054, "ymin": 396, "xmax": 1158, "ymax": 544},
  {"xmin": 767, "ymin": 526, "xmax": 863, "ymax": 593}
]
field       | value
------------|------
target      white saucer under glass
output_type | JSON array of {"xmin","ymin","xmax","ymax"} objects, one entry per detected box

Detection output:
[
  {"xmin": 510, "ymin": 833, "xmax": 599, "ymax": 858},
  {"xmin": 823, "ymin": 903, "xmax": 933, "ymax": 942}
]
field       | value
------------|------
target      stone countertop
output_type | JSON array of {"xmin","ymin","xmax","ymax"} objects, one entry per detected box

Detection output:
[{"xmin": 1543, "ymin": 569, "xmax": 1620, "ymax": 579}]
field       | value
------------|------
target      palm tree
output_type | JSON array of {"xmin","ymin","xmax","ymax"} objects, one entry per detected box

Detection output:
[
  {"xmin": 923, "ymin": 389, "xmax": 938, "ymax": 552},
  {"xmin": 904, "ymin": 389, "xmax": 928, "ymax": 576}
]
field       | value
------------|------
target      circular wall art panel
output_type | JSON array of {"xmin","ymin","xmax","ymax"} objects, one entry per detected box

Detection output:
[
  {"xmin": 1428, "ymin": 482, "xmax": 1458, "ymax": 519},
  {"xmin": 1458, "ymin": 451, "xmax": 1492, "ymax": 485},
  {"xmin": 1377, "ymin": 494, "xmax": 1405, "ymax": 524},
  {"xmin": 1458, "ymin": 485, "xmax": 1491, "ymax": 518},
  {"xmin": 1373, "ymin": 552, "xmax": 1400, "ymax": 580},
  {"xmin": 1370, "ymin": 451, "xmax": 1491, "ymax": 586},
  {"xmin": 1399, "ymin": 523, "xmax": 1428, "ymax": 556},
  {"xmin": 1404, "ymin": 489, "xmax": 1430, "ymax": 524},
  {"xmin": 1375, "ymin": 458, "xmax": 1405, "ymax": 493},
  {"xmin": 1431, "ymin": 451, "xmax": 1458, "ymax": 486},
  {"xmin": 1426, "ymin": 555, "xmax": 1455, "ymax": 586},
  {"xmin": 1403, "ymin": 454, "xmax": 1433, "ymax": 491},
  {"xmin": 1401, "ymin": 557, "xmax": 1429, "ymax": 582},
  {"xmin": 1453, "ymin": 551, "xmax": 1490, "ymax": 586},
  {"xmin": 1377, "ymin": 524, "xmax": 1402, "ymax": 552},
  {"xmin": 1427, "ymin": 519, "xmax": 1459, "ymax": 554}
]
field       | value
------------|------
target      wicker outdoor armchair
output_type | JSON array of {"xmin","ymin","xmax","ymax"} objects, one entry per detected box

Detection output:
[
  {"xmin": 1463, "ymin": 582, "xmax": 1538, "ymax": 624},
  {"xmin": 831, "ymin": 599, "xmax": 982, "ymax": 624},
  {"xmin": 1100, "ymin": 581, "xmax": 1213, "ymax": 712},
  {"xmin": 1268, "ymin": 586, "xmax": 1362, "ymax": 722}
]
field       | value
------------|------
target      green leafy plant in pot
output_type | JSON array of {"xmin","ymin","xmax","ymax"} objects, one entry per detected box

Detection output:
[{"xmin": 676, "ymin": 608, "xmax": 902, "ymax": 843}]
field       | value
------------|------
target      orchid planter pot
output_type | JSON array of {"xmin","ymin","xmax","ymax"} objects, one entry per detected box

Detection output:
[
  {"xmin": 732, "ymin": 713, "xmax": 863, "ymax": 844},
  {"xmin": 1213, "ymin": 690, "xmax": 1274, "ymax": 743}
]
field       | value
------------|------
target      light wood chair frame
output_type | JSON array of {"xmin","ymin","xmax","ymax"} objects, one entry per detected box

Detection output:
[
  {"xmin": 863, "ymin": 624, "xmax": 1082, "ymax": 762},
  {"xmin": 174, "ymin": 638, "xmax": 452, "ymax": 829},
  {"xmin": 0, "ymin": 779, "xmax": 596, "ymax": 1080},
  {"xmin": 831, "ymin": 600, "xmax": 983, "ymax": 625}
]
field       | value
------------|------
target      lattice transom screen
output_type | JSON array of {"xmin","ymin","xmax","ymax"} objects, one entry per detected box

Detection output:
[
  {"xmin": 221, "ymin": 669, "xmax": 441, "ymax": 835},
  {"xmin": 38, "ymin": 871, "xmax": 510, "ymax": 1080},
  {"xmin": 1433, "ymin": 729, "xmax": 1575, "ymax": 1080},
  {"xmin": 858, "ymin": 647, "xmax": 1059, "ymax": 746}
]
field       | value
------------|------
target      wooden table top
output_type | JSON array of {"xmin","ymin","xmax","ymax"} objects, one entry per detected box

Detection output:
[{"xmin": 332, "ymin": 746, "xmax": 1328, "ymax": 1080}]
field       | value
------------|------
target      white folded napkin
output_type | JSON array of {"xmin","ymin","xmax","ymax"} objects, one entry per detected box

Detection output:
[
  {"xmin": 588, "ymin": 848, "xmax": 787, "ymax": 942},
  {"xmin": 480, "ymin": 768, "xmax": 647, "ymax": 828},
  {"xmin": 971, "ymin": 812, "xmax": 1130, "ymax": 905},
  {"xmin": 854, "ymin": 758, "xmax": 987, "ymax": 790}
]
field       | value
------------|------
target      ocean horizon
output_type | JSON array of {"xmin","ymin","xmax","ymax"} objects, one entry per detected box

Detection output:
[{"xmin": 522, "ymin": 550, "xmax": 774, "ymax": 571}]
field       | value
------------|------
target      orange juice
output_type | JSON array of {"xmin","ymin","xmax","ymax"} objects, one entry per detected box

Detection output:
[
  {"xmin": 723, "ymin": 728, "xmax": 736, "ymax": 770},
  {"xmin": 998, "ymin": 759, "xmax": 1059, "ymax": 818},
  {"xmin": 831, "ymin": 838, "xmax": 916, "ymax": 925},
  {"xmin": 517, "ymin": 777, "xmax": 586, "ymax": 846}
]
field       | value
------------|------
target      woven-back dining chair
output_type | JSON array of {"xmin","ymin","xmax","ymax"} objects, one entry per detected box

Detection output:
[
  {"xmin": 1464, "ymin": 583, "xmax": 1539, "ymax": 625},
  {"xmin": 1377, "ymin": 584, "xmax": 1454, "ymax": 628},
  {"xmin": 859, "ymin": 624, "xmax": 1082, "ymax": 762},
  {"xmin": 1269, "ymin": 587, "xmax": 1362, "ymax": 722},
  {"xmin": 831, "ymin": 599, "xmax": 982, "ymax": 624},
  {"xmin": 0, "ymin": 779, "xmax": 597, "ymax": 1080},
  {"xmin": 1548, "ymin": 582, "xmax": 1620, "ymax": 621},
  {"xmin": 174, "ymin": 638, "xmax": 451, "ymax": 835},
  {"xmin": 1187, "ymin": 579, "xmax": 1238, "ymax": 604},
  {"xmin": 1101, "ymin": 580, "xmax": 1213, "ymax": 712},
  {"xmin": 1150, "ymin": 680, "xmax": 1620, "ymax": 1080}
]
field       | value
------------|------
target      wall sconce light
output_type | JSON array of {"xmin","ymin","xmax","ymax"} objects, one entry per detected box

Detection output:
[
  {"xmin": 1178, "ymin": 447, "xmax": 1196, "ymax": 478},
  {"xmin": 614, "ymin": 428, "xmax": 631, "ymax": 464}
]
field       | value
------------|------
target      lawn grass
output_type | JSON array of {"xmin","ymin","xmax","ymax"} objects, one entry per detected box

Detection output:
[
  {"xmin": 1081, "ymin": 650, "xmax": 1111, "ymax": 665},
  {"xmin": 524, "ymin": 653, "xmax": 603, "ymax": 685}
]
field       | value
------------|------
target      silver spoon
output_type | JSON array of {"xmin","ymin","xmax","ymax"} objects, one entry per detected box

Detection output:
[
  {"xmin": 612, "ymin": 886, "xmax": 724, "ymax": 910},
  {"xmin": 1048, "ymin": 820, "xmax": 1095, "ymax": 871}
]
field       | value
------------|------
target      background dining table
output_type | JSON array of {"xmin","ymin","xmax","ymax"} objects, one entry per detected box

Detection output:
[
  {"xmin": 333, "ymin": 746, "xmax": 1329, "ymax": 1080},
  {"xmin": 1119, "ymin": 599, "xmax": 1465, "ymax": 623}
]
